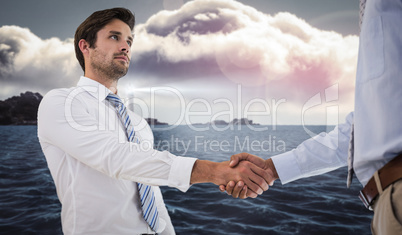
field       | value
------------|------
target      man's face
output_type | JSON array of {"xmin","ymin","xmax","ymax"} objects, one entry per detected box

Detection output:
[{"xmin": 89, "ymin": 19, "xmax": 133, "ymax": 80}]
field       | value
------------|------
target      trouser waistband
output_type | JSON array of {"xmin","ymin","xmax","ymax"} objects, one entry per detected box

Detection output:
[{"xmin": 359, "ymin": 153, "xmax": 402, "ymax": 210}]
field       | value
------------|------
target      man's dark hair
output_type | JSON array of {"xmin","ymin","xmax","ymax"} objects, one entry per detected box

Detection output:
[{"xmin": 74, "ymin": 8, "xmax": 135, "ymax": 72}]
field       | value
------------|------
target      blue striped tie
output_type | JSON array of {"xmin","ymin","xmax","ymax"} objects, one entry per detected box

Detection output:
[{"xmin": 106, "ymin": 93, "xmax": 159, "ymax": 232}]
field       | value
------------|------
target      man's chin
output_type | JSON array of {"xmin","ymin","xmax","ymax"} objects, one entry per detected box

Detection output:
[{"xmin": 112, "ymin": 64, "xmax": 129, "ymax": 78}]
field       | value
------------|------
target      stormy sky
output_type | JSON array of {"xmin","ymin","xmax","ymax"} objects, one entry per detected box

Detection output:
[{"xmin": 0, "ymin": 0, "xmax": 360, "ymax": 125}]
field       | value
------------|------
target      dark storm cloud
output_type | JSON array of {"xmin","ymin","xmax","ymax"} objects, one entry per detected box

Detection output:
[
  {"xmin": 131, "ymin": 0, "xmax": 358, "ymax": 102},
  {"xmin": 0, "ymin": 26, "xmax": 80, "ymax": 98},
  {"xmin": 130, "ymin": 50, "xmax": 222, "ymax": 81},
  {"xmin": 0, "ymin": 27, "xmax": 23, "ymax": 78},
  {"xmin": 0, "ymin": 0, "xmax": 358, "ymax": 106}
]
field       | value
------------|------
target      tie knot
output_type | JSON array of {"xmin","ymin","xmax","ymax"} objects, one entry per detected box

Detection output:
[{"xmin": 106, "ymin": 93, "xmax": 123, "ymax": 108}]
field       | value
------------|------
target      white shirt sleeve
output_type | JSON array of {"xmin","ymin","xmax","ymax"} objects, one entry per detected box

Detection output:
[
  {"xmin": 38, "ymin": 88, "xmax": 197, "ymax": 192},
  {"xmin": 271, "ymin": 112, "xmax": 354, "ymax": 184}
]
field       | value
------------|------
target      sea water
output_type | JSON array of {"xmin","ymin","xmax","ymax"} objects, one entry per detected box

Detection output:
[{"xmin": 0, "ymin": 125, "xmax": 372, "ymax": 234}]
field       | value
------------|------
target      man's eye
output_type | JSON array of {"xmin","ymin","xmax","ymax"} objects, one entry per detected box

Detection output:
[
  {"xmin": 127, "ymin": 41, "xmax": 132, "ymax": 47},
  {"xmin": 111, "ymin": 35, "xmax": 118, "ymax": 40}
]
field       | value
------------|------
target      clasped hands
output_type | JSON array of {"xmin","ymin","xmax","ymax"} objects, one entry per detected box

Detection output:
[{"xmin": 218, "ymin": 152, "xmax": 278, "ymax": 199}]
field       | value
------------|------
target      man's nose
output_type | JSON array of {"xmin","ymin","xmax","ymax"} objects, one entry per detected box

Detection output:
[{"xmin": 120, "ymin": 42, "xmax": 130, "ymax": 53}]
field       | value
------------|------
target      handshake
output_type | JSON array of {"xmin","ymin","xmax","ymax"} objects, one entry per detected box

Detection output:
[{"xmin": 190, "ymin": 152, "xmax": 279, "ymax": 199}]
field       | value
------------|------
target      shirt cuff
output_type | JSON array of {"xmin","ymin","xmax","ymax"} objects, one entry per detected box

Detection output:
[
  {"xmin": 168, "ymin": 156, "xmax": 197, "ymax": 192},
  {"xmin": 271, "ymin": 150, "xmax": 302, "ymax": 185}
]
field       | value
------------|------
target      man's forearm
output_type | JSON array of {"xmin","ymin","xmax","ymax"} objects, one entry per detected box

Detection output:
[{"xmin": 190, "ymin": 160, "xmax": 218, "ymax": 184}]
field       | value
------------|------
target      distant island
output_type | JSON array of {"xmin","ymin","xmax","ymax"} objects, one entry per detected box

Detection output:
[
  {"xmin": 144, "ymin": 118, "xmax": 169, "ymax": 125},
  {"xmin": 0, "ymin": 92, "xmax": 172, "ymax": 126},
  {"xmin": 195, "ymin": 118, "xmax": 260, "ymax": 126},
  {"xmin": 230, "ymin": 118, "xmax": 259, "ymax": 125},
  {"xmin": 0, "ymin": 92, "xmax": 259, "ymax": 126},
  {"xmin": 0, "ymin": 91, "xmax": 43, "ymax": 125}
]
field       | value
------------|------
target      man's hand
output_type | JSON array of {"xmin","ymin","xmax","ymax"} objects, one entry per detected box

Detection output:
[
  {"xmin": 219, "ymin": 180, "xmax": 249, "ymax": 199},
  {"xmin": 190, "ymin": 159, "xmax": 271, "ymax": 198},
  {"xmin": 219, "ymin": 152, "xmax": 279, "ymax": 199}
]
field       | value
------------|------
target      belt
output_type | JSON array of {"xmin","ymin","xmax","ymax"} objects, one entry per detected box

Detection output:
[{"xmin": 359, "ymin": 153, "xmax": 402, "ymax": 210}]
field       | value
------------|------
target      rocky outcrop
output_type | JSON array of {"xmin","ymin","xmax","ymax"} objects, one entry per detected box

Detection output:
[
  {"xmin": 144, "ymin": 118, "xmax": 168, "ymax": 125},
  {"xmin": 0, "ymin": 92, "xmax": 43, "ymax": 125}
]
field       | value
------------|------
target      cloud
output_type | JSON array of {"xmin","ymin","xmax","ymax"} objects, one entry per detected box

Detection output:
[
  {"xmin": 131, "ymin": 0, "xmax": 358, "ymax": 102},
  {"xmin": 0, "ymin": 0, "xmax": 358, "ymax": 124},
  {"xmin": 0, "ymin": 25, "xmax": 80, "ymax": 98}
]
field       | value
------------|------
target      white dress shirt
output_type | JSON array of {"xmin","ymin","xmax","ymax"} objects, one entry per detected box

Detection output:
[
  {"xmin": 272, "ymin": 0, "xmax": 402, "ymax": 187},
  {"xmin": 38, "ymin": 76, "xmax": 197, "ymax": 234}
]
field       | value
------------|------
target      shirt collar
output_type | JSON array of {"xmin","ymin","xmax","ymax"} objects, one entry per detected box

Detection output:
[{"xmin": 76, "ymin": 76, "xmax": 114, "ymax": 101}]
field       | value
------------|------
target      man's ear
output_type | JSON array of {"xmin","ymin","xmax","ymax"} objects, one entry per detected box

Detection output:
[{"xmin": 78, "ymin": 39, "xmax": 90, "ymax": 56}]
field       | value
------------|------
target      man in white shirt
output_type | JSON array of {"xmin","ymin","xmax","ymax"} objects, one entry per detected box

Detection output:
[
  {"xmin": 37, "ymin": 8, "xmax": 272, "ymax": 235},
  {"xmin": 222, "ymin": 0, "xmax": 402, "ymax": 233}
]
